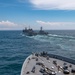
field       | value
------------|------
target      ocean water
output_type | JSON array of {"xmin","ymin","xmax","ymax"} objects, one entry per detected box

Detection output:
[{"xmin": 0, "ymin": 30, "xmax": 75, "ymax": 75}]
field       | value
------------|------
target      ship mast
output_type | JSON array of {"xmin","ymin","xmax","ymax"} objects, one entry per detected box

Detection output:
[{"xmin": 40, "ymin": 27, "xmax": 43, "ymax": 31}]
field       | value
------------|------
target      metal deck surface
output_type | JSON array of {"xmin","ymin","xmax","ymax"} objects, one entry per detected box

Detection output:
[{"xmin": 21, "ymin": 54, "xmax": 75, "ymax": 75}]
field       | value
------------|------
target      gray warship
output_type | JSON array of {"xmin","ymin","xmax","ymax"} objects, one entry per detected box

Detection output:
[
  {"xmin": 23, "ymin": 27, "xmax": 48, "ymax": 36},
  {"xmin": 23, "ymin": 27, "xmax": 37, "ymax": 36},
  {"xmin": 38, "ymin": 27, "xmax": 48, "ymax": 35},
  {"xmin": 21, "ymin": 52, "xmax": 75, "ymax": 75}
]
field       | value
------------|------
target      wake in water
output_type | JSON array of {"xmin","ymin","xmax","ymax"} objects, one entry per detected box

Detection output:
[
  {"xmin": 30, "ymin": 33, "xmax": 75, "ymax": 42},
  {"xmin": 29, "ymin": 34, "xmax": 75, "ymax": 53},
  {"xmin": 48, "ymin": 34, "xmax": 75, "ymax": 39},
  {"xmin": 20, "ymin": 33, "xmax": 25, "ymax": 36}
]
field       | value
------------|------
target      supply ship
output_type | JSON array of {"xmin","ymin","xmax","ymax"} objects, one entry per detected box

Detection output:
[
  {"xmin": 23, "ymin": 27, "xmax": 48, "ymax": 36},
  {"xmin": 21, "ymin": 52, "xmax": 75, "ymax": 75}
]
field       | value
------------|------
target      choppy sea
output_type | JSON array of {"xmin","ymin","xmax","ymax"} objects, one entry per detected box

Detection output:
[{"xmin": 0, "ymin": 30, "xmax": 75, "ymax": 75}]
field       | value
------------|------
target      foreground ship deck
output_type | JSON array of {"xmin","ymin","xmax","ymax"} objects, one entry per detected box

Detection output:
[{"xmin": 21, "ymin": 53, "xmax": 75, "ymax": 75}]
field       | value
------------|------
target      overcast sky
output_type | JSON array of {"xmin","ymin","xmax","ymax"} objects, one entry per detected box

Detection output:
[{"xmin": 0, "ymin": 0, "xmax": 75, "ymax": 30}]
